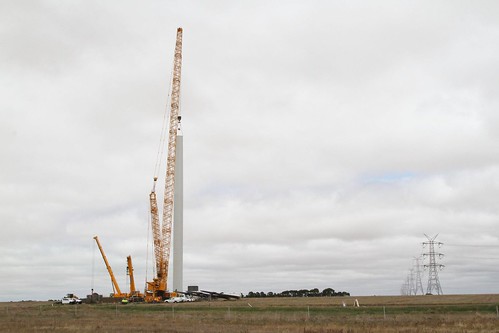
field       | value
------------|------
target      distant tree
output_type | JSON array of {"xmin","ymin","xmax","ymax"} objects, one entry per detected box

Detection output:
[
  {"xmin": 298, "ymin": 289, "xmax": 308, "ymax": 297},
  {"xmin": 336, "ymin": 291, "xmax": 350, "ymax": 296},
  {"xmin": 246, "ymin": 288, "xmax": 350, "ymax": 298},
  {"xmin": 322, "ymin": 288, "xmax": 335, "ymax": 296},
  {"xmin": 309, "ymin": 288, "xmax": 320, "ymax": 297}
]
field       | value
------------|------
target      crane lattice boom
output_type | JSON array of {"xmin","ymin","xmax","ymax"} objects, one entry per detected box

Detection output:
[
  {"xmin": 146, "ymin": 27, "xmax": 183, "ymax": 300},
  {"xmin": 161, "ymin": 27, "xmax": 183, "ymax": 287},
  {"xmin": 149, "ymin": 182, "xmax": 163, "ymax": 277}
]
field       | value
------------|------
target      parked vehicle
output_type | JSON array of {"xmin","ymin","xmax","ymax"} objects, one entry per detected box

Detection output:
[
  {"xmin": 164, "ymin": 295, "xmax": 192, "ymax": 303},
  {"xmin": 164, "ymin": 296, "xmax": 182, "ymax": 303},
  {"xmin": 61, "ymin": 294, "xmax": 82, "ymax": 304}
]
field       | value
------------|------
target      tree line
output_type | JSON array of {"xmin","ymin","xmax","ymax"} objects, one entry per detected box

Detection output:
[{"xmin": 245, "ymin": 288, "xmax": 350, "ymax": 298}]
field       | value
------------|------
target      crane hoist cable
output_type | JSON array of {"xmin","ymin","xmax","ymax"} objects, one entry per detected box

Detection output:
[
  {"xmin": 145, "ymin": 209, "xmax": 152, "ymax": 283},
  {"xmin": 91, "ymin": 238, "xmax": 96, "ymax": 294},
  {"xmin": 153, "ymin": 68, "xmax": 175, "ymax": 181},
  {"xmin": 147, "ymin": 44, "xmax": 175, "ymax": 289}
]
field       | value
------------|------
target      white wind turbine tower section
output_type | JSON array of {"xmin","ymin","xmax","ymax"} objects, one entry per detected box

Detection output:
[{"xmin": 172, "ymin": 117, "xmax": 183, "ymax": 292}]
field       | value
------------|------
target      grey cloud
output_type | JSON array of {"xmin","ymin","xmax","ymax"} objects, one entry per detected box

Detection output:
[{"xmin": 2, "ymin": 1, "xmax": 499, "ymax": 301}]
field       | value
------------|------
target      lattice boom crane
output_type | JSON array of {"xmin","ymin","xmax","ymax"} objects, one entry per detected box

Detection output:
[{"xmin": 145, "ymin": 27, "xmax": 183, "ymax": 302}]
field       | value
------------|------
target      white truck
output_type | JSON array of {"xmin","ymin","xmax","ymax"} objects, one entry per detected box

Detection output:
[
  {"xmin": 164, "ymin": 295, "xmax": 193, "ymax": 303},
  {"xmin": 61, "ymin": 294, "xmax": 82, "ymax": 304}
]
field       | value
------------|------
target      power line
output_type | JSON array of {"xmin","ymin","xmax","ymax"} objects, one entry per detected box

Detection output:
[
  {"xmin": 458, "ymin": 256, "xmax": 499, "ymax": 260},
  {"xmin": 446, "ymin": 244, "xmax": 499, "ymax": 248}
]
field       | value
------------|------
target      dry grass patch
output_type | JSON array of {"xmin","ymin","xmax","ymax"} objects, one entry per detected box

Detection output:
[{"xmin": 0, "ymin": 295, "xmax": 498, "ymax": 332}]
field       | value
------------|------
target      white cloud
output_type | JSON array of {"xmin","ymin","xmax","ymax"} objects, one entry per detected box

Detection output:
[{"xmin": 1, "ymin": 0, "xmax": 499, "ymax": 301}]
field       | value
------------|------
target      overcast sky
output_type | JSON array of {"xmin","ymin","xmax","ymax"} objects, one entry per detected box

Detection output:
[{"xmin": 2, "ymin": 0, "xmax": 499, "ymax": 301}]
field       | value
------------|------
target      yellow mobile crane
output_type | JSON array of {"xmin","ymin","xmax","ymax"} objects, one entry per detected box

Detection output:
[
  {"xmin": 126, "ymin": 255, "xmax": 144, "ymax": 300},
  {"xmin": 145, "ymin": 27, "xmax": 183, "ymax": 302},
  {"xmin": 93, "ymin": 236, "xmax": 128, "ymax": 299},
  {"xmin": 94, "ymin": 236, "xmax": 144, "ymax": 301}
]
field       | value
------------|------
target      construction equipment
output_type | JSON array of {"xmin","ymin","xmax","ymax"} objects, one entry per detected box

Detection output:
[
  {"xmin": 93, "ymin": 236, "xmax": 128, "ymax": 298},
  {"xmin": 126, "ymin": 255, "xmax": 144, "ymax": 300},
  {"xmin": 145, "ymin": 27, "xmax": 183, "ymax": 302},
  {"xmin": 93, "ymin": 236, "xmax": 144, "ymax": 301}
]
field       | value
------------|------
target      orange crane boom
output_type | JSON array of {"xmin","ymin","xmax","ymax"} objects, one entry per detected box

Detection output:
[
  {"xmin": 93, "ymin": 236, "xmax": 127, "ymax": 298},
  {"xmin": 145, "ymin": 27, "xmax": 183, "ymax": 302},
  {"xmin": 126, "ymin": 255, "xmax": 138, "ymax": 295}
]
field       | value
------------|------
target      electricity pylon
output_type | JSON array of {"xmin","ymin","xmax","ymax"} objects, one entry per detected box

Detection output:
[
  {"xmin": 408, "ymin": 268, "xmax": 415, "ymax": 295},
  {"xmin": 401, "ymin": 276, "xmax": 410, "ymax": 296},
  {"xmin": 413, "ymin": 256, "xmax": 425, "ymax": 295},
  {"xmin": 422, "ymin": 234, "xmax": 444, "ymax": 295}
]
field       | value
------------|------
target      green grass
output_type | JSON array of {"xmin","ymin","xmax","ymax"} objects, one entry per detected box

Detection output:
[
  {"xmin": 83, "ymin": 300, "xmax": 499, "ymax": 321},
  {"xmin": 1, "ymin": 296, "xmax": 499, "ymax": 332}
]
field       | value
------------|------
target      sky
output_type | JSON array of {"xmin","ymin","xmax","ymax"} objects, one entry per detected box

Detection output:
[{"xmin": 1, "ymin": 0, "xmax": 499, "ymax": 301}]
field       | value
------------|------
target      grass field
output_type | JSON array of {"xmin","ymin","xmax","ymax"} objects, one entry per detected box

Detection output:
[{"xmin": 1, "ymin": 295, "xmax": 499, "ymax": 332}]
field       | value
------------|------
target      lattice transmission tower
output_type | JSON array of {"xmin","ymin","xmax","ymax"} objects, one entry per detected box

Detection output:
[
  {"xmin": 409, "ymin": 268, "xmax": 415, "ymax": 295},
  {"xmin": 422, "ymin": 234, "xmax": 444, "ymax": 295},
  {"xmin": 401, "ymin": 276, "xmax": 410, "ymax": 296},
  {"xmin": 413, "ymin": 256, "xmax": 425, "ymax": 295}
]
